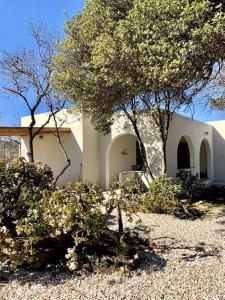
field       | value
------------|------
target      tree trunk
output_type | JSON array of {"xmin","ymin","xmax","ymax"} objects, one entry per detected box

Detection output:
[
  {"xmin": 131, "ymin": 119, "xmax": 154, "ymax": 180},
  {"xmin": 27, "ymin": 112, "xmax": 36, "ymax": 163},
  {"xmin": 155, "ymin": 110, "xmax": 172, "ymax": 175},
  {"xmin": 161, "ymin": 111, "xmax": 172, "ymax": 174},
  {"xmin": 117, "ymin": 203, "xmax": 123, "ymax": 238},
  {"xmin": 28, "ymin": 130, "xmax": 34, "ymax": 163},
  {"xmin": 162, "ymin": 142, "xmax": 167, "ymax": 174}
]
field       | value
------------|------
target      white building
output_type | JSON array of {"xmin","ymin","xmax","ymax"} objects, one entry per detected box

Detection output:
[{"xmin": 1, "ymin": 110, "xmax": 225, "ymax": 187}]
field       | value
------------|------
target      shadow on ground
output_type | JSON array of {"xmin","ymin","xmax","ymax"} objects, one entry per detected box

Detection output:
[
  {"xmin": 153, "ymin": 236, "xmax": 222, "ymax": 262},
  {"xmin": 137, "ymin": 251, "xmax": 167, "ymax": 274},
  {"xmin": 132, "ymin": 224, "xmax": 157, "ymax": 235},
  {"xmin": 216, "ymin": 208, "xmax": 225, "ymax": 219},
  {"xmin": 0, "ymin": 266, "xmax": 74, "ymax": 286},
  {"xmin": 1, "ymin": 222, "xmax": 223, "ymax": 286}
]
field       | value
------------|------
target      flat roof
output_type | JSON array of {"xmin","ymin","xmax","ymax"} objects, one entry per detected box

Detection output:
[{"xmin": 0, "ymin": 127, "xmax": 71, "ymax": 136}]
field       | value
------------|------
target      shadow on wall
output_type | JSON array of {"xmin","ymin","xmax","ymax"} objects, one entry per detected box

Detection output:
[
  {"xmin": 177, "ymin": 136, "xmax": 193, "ymax": 169},
  {"xmin": 199, "ymin": 139, "xmax": 211, "ymax": 180},
  {"xmin": 211, "ymin": 128, "xmax": 225, "ymax": 182},
  {"xmin": 59, "ymin": 131, "xmax": 83, "ymax": 184},
  {"xmin": 106, "ymin": 112, "xmax": 216, "ymax": 185},
  {"xmin": 31, "ymin": 131, "xmax": 83, "ymax": 186},
  {"xmin": 106, "ymin": 113, "xmax": 163, "ymax": 186},
  {"xmin": 107, "ymin": 133, "xmax": 137, "ymax": 185},
  {"xmin": 138, "ymin": 114, "xmax": 163, "ymax": 177},
  {"xmin": 175, "ymin": 135, "xmax": 212, "ymax": 180}
]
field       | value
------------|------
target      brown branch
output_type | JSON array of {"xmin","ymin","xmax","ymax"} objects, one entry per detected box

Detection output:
[
  {"xmin": 50, "ymin": 106, "xmax": 71, "ymax": 185},
  {"xmin": 2, "ymin": 87, "xmax": 32, "ymax": 111}
]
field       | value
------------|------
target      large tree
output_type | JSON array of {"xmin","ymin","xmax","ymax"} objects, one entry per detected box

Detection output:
[{"xmin": 53, "ymin": 0, "xmax": 225, "ymax": 176}]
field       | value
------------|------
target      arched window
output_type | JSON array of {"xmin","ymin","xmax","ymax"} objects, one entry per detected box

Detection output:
[
  {"xmin": 199, "ymin": 139, "xmax": 211, "ymax": 179},
  {"xmin": 177, "ymin": 137, "xmax": 190, "ymax": 169}
]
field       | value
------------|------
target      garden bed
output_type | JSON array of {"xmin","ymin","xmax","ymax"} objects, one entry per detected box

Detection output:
[{"xmin": 1, "ymin": 212, "xmax": 225, "ymax": 300}]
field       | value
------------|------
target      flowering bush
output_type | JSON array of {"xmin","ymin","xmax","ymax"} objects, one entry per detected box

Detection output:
[
  {"xmin": 0, "ymin": 157, "xmax": 54, "ymax": 225},
  {"xmin": 0, "ymin": 158, "xmax": 55, "ymax": 266},
  {"xmin": 16, "ymin": 181, "xmax": 107, "ymax": 270},
  {"xmin": 176, "ymin": 170, "xmax": 204, "ymax": 201},
  {"xmin": 0, "ymin": 160, "xmax": 149, "ymax": 272},
  {"xmin": 143, "ymin": 175, "xmax": 181, "ymax": 213},
  {"xmin": 107, "ymin": 179, "xmax": 143, "ymax": 228}
]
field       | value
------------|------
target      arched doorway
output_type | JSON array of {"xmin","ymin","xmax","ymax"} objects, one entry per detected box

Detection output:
[
  {"xmin": 106, "ymin": 134, "xmax": 143, "ymax": 186},
  {"xmin": 177, "ymin": 136, "xmax": 194, "ymax": 170},
  {"xmin": 200, "ymin": 139, "xmax": 211, "ymax": 179}
]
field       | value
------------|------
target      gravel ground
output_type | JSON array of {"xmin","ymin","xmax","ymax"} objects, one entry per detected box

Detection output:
[{"xmin": 1, "ymin": 212, "xmax": 225, "ymax": 300}]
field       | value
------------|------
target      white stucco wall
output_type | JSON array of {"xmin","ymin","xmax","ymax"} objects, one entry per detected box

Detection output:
[
  {"xmin": 20, "ymin": 109, "xmax": 216, "ymax": 187},
  {"xmin": 167, "ymin": 114, "xmax": 214, "ymax": 181},
  {"xmin": 21, "ymin": 110, "xmax": 84, "ymax": 186},
  {"xmin": 99, "ymin": 112, "xmax": 214, "ymax": 186},
  {"xmin": 82, "ymin": 116, "xmax": 100, "ymax": 183},
  {"xmin": 98, "ymin": 113, "xmax": 163, "ymax": 186},
  {"xmin": 108, "ymin": 134, "xmax": 137, "ymax": 184},
  {"xmin": 99, "ymin": 115, "xmax": 137, "ymax": 186},
  {"xmin": 208, "ymin": 120, "xmax": 225, "ymax": 182}
]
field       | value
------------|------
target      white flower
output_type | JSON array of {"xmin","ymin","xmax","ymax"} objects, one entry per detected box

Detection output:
[
  {"xmin": 68, "ymin": 261, "xmax": 79, "ymax": 271},
  {"xmin": 67, "ymin": 248, "xmax": 74, "ymax": 255},
  {"xmin": 0, "ymin": 226, "xmax": 7, "ymax": 233},
  {"xmin": 55, "ymin": 229, "xmax": 61, "ymax": 236}
]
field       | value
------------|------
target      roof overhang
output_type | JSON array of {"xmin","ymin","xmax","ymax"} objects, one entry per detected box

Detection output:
[{"xmin": 0, "ymin": 127, "xmax": 71, "ymax": 137}]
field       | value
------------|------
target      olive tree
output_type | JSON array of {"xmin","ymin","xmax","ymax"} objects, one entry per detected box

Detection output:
[{"xmin": 53, "ymin": 0, "xmax": 225, "ymax": 175}]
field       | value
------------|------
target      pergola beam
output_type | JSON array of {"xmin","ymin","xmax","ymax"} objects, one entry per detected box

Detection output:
[{"xmin": 0, "ymin": 127, "xmax": 71, "ymax": 137}]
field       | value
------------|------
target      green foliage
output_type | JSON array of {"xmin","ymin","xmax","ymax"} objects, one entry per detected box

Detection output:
[
  {"xmin": 53, "ymin": 0, "xmax": 225, "ymax": 176},
  {"xmin": 53, "ymin": 0, "xmax": 225, "ymax": 113},
  {"xmin": 107, "ymin": 179, "xmax": 144, "ymax": 223},
  {"xmin": 1, "ymin": 179, "xmax": 107, "ymax": 269},
  {"xmin": 52, "ymin": 0, "xmax": 225, "ymax": 177},
  {"xmin": 91, "ymin": 108, "xmax": 113, "ymax": 135},
  {"xmin": 0, "ymin": 158, "xmax": 55, "ymax": 267},
  {"xmin": 0, "ymin": 157, "xmax": 54, "ymax": 230},
  {"xmin": 176, "ymin": 170, "xmax": 204, "ymax": 200},
  {"xmin": 115, "ymin": 239, "xmax": 130, "ymax": 256},
  {"xmin": 0, "ymin": 160, "xmax": 146, "ymax": 271},
  {"xmin": 106, "ymin": 179, "xmax": 144, "ymax": 257},
  {"xmin": 143, "ymin": 175, "xmax": 180, "ymax": 213}
]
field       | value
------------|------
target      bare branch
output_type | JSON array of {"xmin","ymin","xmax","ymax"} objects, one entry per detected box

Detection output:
[
  {"xmin": 50, "ymin": 105, "xmax": 71, "ymax": 185},
  {"xmin": 0, "ymin": 23, "xmax": 66, "ymax": 163}
]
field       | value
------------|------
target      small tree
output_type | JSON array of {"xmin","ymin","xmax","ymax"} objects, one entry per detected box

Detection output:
[{"xmin": 0, "ymin": 23, "xmax": 66, "ymax": 163}]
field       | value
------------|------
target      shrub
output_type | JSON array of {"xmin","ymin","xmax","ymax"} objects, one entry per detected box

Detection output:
[
  {"xmin": 176, "ymin": 170, "xmax": 204, "ymax": 201},
  {"xmin": 1, "ymin": 179, "xmax": 107, "ymax": 269},
  {"xmin": 0, "ymin": 157, "xmax": 54, "ymax": 233},
  {"xmin": 108, "ymin": 179, "xmax": 144, "ymax": 216},
  {"xmin": 0, "ymin": 169, "xmax": 149, "ymax": 272},
  {"xmin": 143, "ymin": 175, "xmax": 180, "ymax": 213},
  {"xmin": 107, "ymin": 179, "xmax": 144, "ymax": 233},
  {"xmin": 0, "ymin": 158, "xmax": 55, "ymax": 267}
]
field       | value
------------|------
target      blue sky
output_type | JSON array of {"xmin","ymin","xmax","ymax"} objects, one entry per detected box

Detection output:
[
  {"xmin": 0, "ymin": 0, "xmax": 84, "ymax": 125},
  {"xmin": 0, "ymin": 0, "xmax": 224, "ymax": 125}
]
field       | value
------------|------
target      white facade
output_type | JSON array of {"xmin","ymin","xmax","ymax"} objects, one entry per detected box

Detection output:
[{"xmin": 21, "ymin": 110, "xmax": 221, "ymax": 187}]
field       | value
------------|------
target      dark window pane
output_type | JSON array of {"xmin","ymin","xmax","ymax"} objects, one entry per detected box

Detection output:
[{"xmin": 177, "ymin": 141, "xmax": 190, "ymax": 169}]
